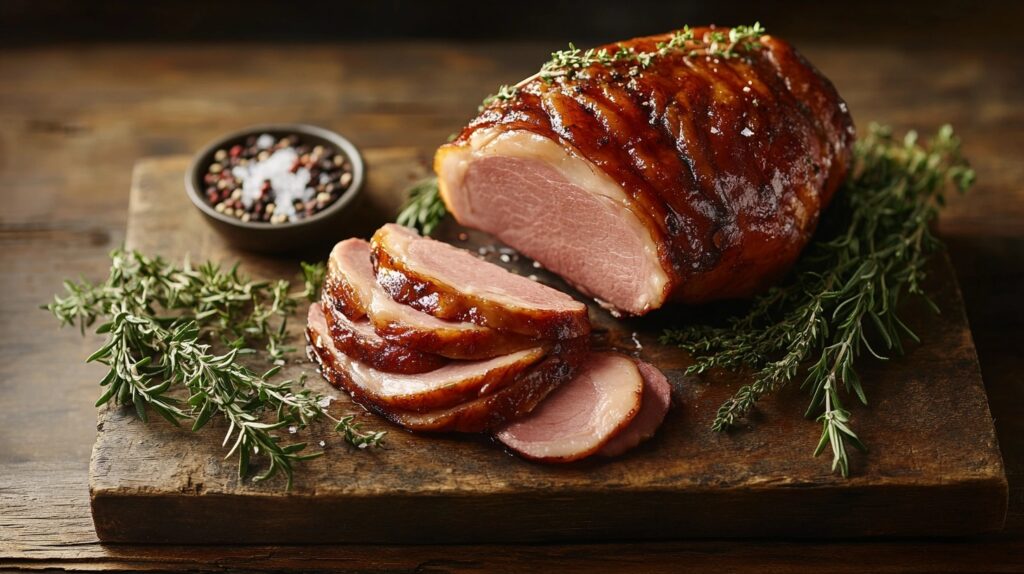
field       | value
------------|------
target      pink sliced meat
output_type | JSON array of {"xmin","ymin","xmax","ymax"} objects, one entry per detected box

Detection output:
[
  {"xmin": 495, "ymin": 352, "xmax": 643, "ymax": 462},
  {"xmin": 321, "ymin": 292, "xmax": 448, "ymax": 374},
  {"xmin": 371, "ymin": 224, "xmax": 590, "ymax": 339},
  {"xmin": 326, "ymin": 238, "xmax": 535, "ymax": 360},
  {"xmin": 599, "ymin": 361, "xmax": 672, "ymax": 457},
  {"xmin": 308, "ymin": 304, "xmax": 587, "ymax": 432},
  {"xmin": 307, "ymin": 303, "xmax": 545, "ymax": 413}
]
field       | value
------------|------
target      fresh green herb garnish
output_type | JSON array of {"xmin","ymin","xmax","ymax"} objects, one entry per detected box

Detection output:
[
  {"xmin": 481, "ymin": 23, "xmax": 766, "ymax": 108},
  {"xmin": 300, "ymin": 261, "xmax": 327, "ymax": 303},
  {"xmin": 662, "ymin": 124, "xmax": 974, "ymax": 476},
  {"xmin": 47, "ymin": 250, "xmax": 384, "ymax": 488},
  {"xmin": 396, "ymin": 176, "xmax": 447, "ymax": 235}
]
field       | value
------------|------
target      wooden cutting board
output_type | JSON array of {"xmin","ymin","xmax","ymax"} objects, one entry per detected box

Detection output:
[{"xmin": 90, "ymin": 152, "xmax": 1007, "ymax": 544}]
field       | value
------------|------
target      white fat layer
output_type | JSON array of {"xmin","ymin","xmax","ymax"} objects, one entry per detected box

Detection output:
[{"xmin": 437, "ymin": 128, "xmax": 669, "ymax": 312}]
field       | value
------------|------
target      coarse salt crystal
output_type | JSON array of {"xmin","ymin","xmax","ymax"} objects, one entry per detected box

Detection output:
[
  {"xmin": 631, "ymin": 332, "xmax": 643, "ymax": 351},
  {"xmin": 256, "ymin": 133, "xmax": 275, "ymax": 149},
  {"xmin": 710, "ymin": 126, "xmax": 721, "ymax": 135},
  {"xmin": 231, "ymin": 147, "xmax": 311, "ymax": 218},
  {"xmin": 741, "ymin": 127, "xmax": 754, "ymax": 137}
]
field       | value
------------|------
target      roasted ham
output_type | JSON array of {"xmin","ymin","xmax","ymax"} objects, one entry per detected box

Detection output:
[
  {"xmin": 436, "ymin": 27, "xmax": 854, "ymax": 315},
  {"xmin": 308, "ymin": 303, "xmax": 586, "ymax": 432},
  {"xmin": 308, "ymin": 303, "xmax": 545, "ymax": 413},
  {"xmin": 322, "ymin": 291, "xmax": 448, "ymax": 374},
  {"xmin": 371, "ymin": 224, "xmax": 590, "ymax": 339},
  {"xmin": 598, "ymin": 360, "xmax": 672, "ymax": 457},
  {"xmin": 326, "ymin": 238, "xmax": 535, "ymax": 360},
  {"xmin": 495, "ymin": 352, "xmax": 645, "ymax": 462}
]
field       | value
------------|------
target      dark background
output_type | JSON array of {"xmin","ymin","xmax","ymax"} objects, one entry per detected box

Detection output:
[{"xmin": 2, "ymin": 0, "xmax": 1021, "ymax": 48}]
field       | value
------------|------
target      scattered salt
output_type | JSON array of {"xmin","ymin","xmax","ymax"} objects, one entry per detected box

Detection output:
[
  {"xmin": 532, "ymin": 260, "xmax": 543, "ymax": 269},
  {"xmin": 317, "ymin": 396, "xmax": 334, "ymax": 409},
  {"xmin": 288, "ymin": 425, "xmax": 298, "ymax": 434},
  {"xmin": 740, "ymin": 127, "xmax": 754, "ymax": 137},
  {"xmin": 318, "ymin": 440, "xmax": 326, "ymax": 447},
  {"xmin": 742, "ymin": 86, "xmax": 751, "ymax": 93},
  {"xmin": 499, "ymin": 253, "xmax": 511, "ymax": 263},
  {"xmin": 710, "ymin": 126, "xmax": 721, "ymax": 135},
  {"xmin": 631, "ymin": 332, "xmax": 643, "ymax": 351}
]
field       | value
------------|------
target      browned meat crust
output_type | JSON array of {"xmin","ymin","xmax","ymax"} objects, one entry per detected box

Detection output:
[{"xmin": 444, "ymin": 27, "xmax": 854, "ymax": 307}]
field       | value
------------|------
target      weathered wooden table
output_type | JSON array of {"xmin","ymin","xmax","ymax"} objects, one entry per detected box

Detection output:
[{"xmin": 2, "ymin": 42, "xmax": 1022, "ymax": 571}]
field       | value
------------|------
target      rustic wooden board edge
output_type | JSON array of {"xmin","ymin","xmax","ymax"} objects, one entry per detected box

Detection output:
[{"xmin": 89, "ymin": 474, "xmax": 1008, "ymax": 544}]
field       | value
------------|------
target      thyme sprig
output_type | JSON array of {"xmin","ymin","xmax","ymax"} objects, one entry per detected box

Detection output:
[
  {"xmin": 396, "ymin": 176, "xmax": 447, "ymax": 235},
  {"xmin": 481, "ymin": 23, "xmax": 765, "ymax": 109},
  {"xmin": 47, "ymin": 250, "xmax": 385, "ymax": 488},
  {"xmin": 662, "ymin": 124, "xmax": 974, "ymax": 476}
]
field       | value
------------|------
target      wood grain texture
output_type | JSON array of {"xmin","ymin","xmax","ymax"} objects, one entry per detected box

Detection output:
[
  {"xmin": 83, "ymin": 154, "xmax": 1006, "ymax": 544},
  {"xmin": 3, "ymin": 42, "xmax": 1023, "ymax": 571}
]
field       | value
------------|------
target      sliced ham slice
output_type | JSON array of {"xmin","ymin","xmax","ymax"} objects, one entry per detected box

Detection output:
[
  {"xmin": 308, "ymin": 304, "xmax": 587, "ymax": 432},
  {"xmin": 371, "ymin": 224, "xmax": 589, "ymax": 339},
  {"xmin": 599, "ymin": 361, "xmax": 672, "ymax": 457},
  {"xmin": 321, "ymin": 292, "xmax": 448, "ymax": 374},
  {"xmin": 327, "ymin": 238, "xmax": 534, "ymax": 360},
  {"xmin": 495, "ymin": 352, "xmax": 643, "ymax": 462},
  {"xmin": 307, "ymin": 303, "xmax": 544, "ymax": 413}
]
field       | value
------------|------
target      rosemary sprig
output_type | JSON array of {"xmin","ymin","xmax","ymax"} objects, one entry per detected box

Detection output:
[
  {"xmin": 481, "ymin": 23, "xmax": 765, "ymax": 108},
  {"xmin": 300, "ymin": 261, "xmax": 327, "ymax": 302},
  {"xmin": 396, "ymin": 176, "xmax": 447, "ymax": 235},
  {"xmin": 662, "ymin": 124, "xmax": 974, "ymax": 476},
  {"xmin": 47, "ymin": 249, "xmax": 385, "ymax": 487}
]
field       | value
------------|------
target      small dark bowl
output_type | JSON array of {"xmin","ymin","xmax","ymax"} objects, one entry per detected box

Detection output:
[{"xmin": 186, "ymin": 124, "xmax": 364, "ymax": 255}]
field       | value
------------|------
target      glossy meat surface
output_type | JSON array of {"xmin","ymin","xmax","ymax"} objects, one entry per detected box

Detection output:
[
  {"xmin": 371, "ymin": 224, "xmax": 590, "ymax": 339},
  {"xmin": 322, "ymin": 288, "xmax": 449, "ymax": 374},
  {"xmin": 436, "ymin": 27, "xmax": 854, "ymax": 313},
  {"xmin": 308, "ymin": 303, "xmax": 544, "ymax": 413},
  {"xmin": 326, "ymin": 238, "xmax": 536, "ymax": 359},
  {"xmin": 308, "ymin": 304, "xmax": 587, "ymax": 432}
]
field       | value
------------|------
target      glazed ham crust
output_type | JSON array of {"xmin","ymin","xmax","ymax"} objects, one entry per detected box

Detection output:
[
  {"xmin": 307, "ymin": 304, "xmax": 587, "ymax": 432},
  {"xmin": 436, "ymin": 27, "xmax": 854, "ymax": 315},
  {"xmin": 322, "ymin": 289, "xmax": 449, "ymax": 375},
  {"xmin": 371, "ymin": 224, "xmax": 590, "ymax": 339},
  {"xmin": 326, "ymin": 238, "xmax": 536, "ymax": 360}
]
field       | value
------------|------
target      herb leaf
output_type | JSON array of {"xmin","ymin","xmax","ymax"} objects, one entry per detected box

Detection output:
[
  {"xmin": 396, "ymin": 176, "xmax": 447, "ymax": 236},
  {"xmin": 46, "ymin": 250, "xmax": 385, "ymax": 487},
  {"xmin": 662, "ymin": 124, "xmax": 974, "ymax": 476}
]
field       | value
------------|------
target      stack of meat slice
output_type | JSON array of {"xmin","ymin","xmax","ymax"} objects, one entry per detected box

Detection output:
[{"xmin": 306, "ymin": 224, "xmax": 671, "ymax": 461}]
